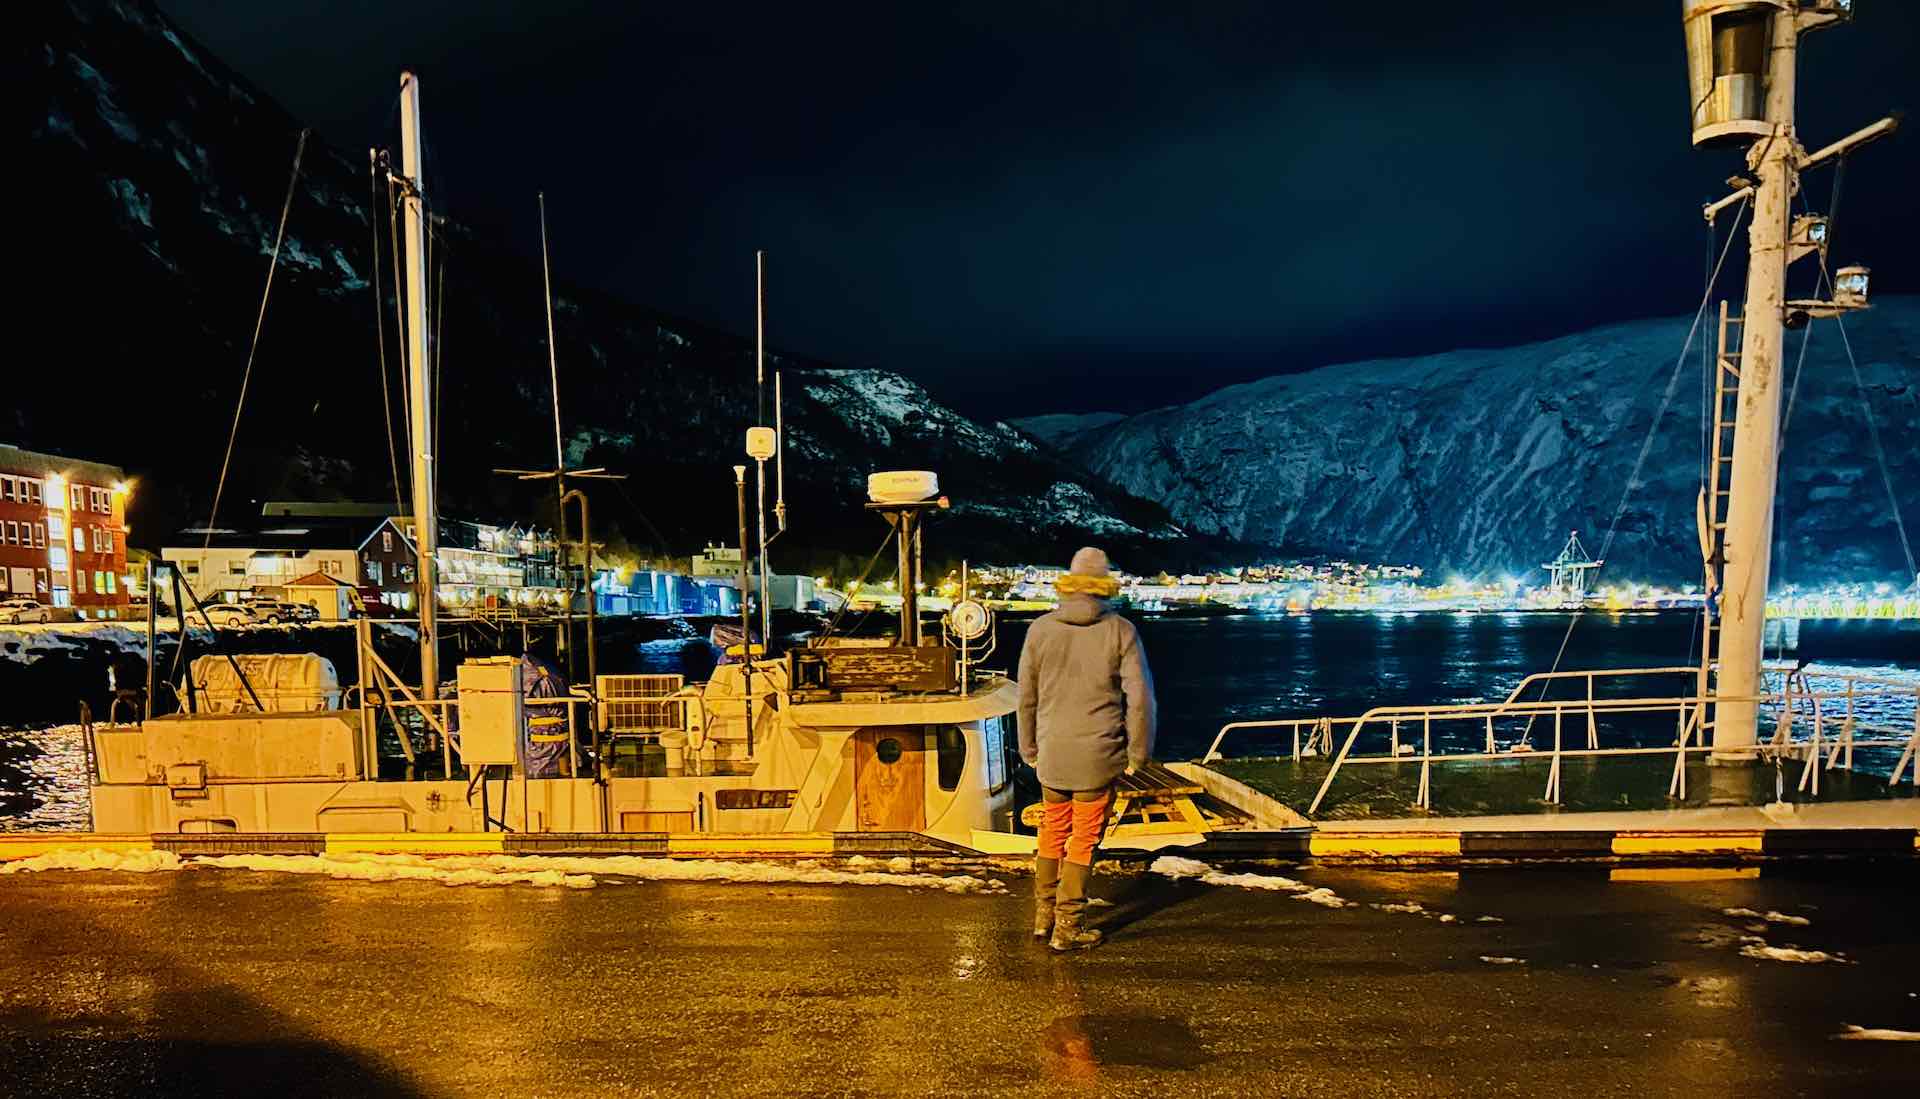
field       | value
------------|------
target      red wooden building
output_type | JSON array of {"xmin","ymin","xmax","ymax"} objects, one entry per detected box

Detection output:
[{"xmin": 0, "ymin": 444, "xmax": 131, "ymax": 619}]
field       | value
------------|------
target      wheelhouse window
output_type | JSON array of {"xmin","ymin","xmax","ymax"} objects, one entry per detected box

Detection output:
[
  {"xmin": 982, "ymin": 716, "xmax": 1009, "ymax": 794},
  {"xmin": 935, "ymin": 726, "xmax": 966, "ymax": 791}
]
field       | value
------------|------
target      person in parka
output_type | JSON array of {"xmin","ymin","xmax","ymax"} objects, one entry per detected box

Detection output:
[{"xmin": 1017, "ymin": 546, "xmax": 1156, "ymax": 951}]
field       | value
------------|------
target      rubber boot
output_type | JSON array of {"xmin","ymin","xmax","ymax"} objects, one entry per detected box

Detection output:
[
  {"xmin": 1049, "ymin": 860, "xmax": 1104, "ymax": 952},
  {"xmin": 1033, "ymin": 856, "xmax": 1061, "ymax": 939}
]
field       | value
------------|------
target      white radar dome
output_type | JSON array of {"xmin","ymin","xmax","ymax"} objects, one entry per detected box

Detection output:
[{"xmin": 867, "ymin": 470, "xmax": 939, "ymax": 504}]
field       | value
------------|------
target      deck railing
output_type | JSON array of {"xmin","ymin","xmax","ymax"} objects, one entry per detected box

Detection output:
[{"xmin": 1202, "ymin": 666, "xmax": 1919, "ymax": 818}]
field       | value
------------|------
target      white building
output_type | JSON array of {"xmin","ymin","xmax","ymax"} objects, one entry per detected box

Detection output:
[{"xmin": 162, "ymin": 523, "xmax": 363, "ymax": 602}]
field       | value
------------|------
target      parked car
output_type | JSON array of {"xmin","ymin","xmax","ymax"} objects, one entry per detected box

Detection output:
[
  {"xmin": 352, "ymin": 597, "xmax": 402, "ymax": 620},
  {"xmin": 245, "ymin": 599, "xmax": 318, "ymax": 624},
  {"xmin": 1, "ymin": 597, "xmax": 50, "ymax": 624},
  {"xmin": 198, "ymin": 602, "xmax": 258, "ymax": 628}
]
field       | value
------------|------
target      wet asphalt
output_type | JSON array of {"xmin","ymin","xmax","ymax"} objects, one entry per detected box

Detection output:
[{"xmin": 1, "ymin": 860, "xmax": 1917, "ymax": 1097}]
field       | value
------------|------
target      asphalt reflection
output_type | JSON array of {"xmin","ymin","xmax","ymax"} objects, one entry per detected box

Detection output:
[{"xmin": 1, "ymin": 862, "xmax": 1917, "ymax": 1096}]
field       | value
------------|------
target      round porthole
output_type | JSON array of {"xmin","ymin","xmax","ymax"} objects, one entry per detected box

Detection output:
[{"xmin": 875, "ymin": 737, "xmax": 903, "ymax": 765}]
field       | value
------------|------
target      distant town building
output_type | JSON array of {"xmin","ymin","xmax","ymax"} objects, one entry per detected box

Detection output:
[
  {"xmin": 163, "ymin": 521, "xmax": 363, "ymax": 602},
  {"xmin": 0, "ymin": 444, "xmax": 131, "ymax": 619},
  {"xmin": 162, "ymin": 505, "xmax": 567, "ymax": 615},
  {"xmin": 691, "ymin": 544, "xmax": 744, "ymax": 578}
]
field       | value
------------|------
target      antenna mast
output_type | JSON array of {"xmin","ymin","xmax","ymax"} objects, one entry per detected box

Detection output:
[
  {"xmin": 398, "ymin": 71, "xmax": 439, "ymax": 697},
  {"xmin": 754, "ymin": 251, "xmax": 772, "ymax": 647},
  {"xmin": 1684, "ymin": 1, "xmax": 1893, "ymax": 756}
]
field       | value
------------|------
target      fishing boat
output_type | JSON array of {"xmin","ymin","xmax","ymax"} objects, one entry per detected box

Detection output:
[{"xmin": 80, "ymin": 74, "xmax": 1025, "ymax": 849}]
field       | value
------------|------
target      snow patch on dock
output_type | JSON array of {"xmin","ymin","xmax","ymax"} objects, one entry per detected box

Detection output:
[{"xmin": 0, "ymin": 848, "xmax": 1008, "ymax": 893}]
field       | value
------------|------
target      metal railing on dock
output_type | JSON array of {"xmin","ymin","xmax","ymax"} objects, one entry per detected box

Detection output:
[{"xmin": 1202, "ymin": 666, "xmax": 1920, "ymax": 817}]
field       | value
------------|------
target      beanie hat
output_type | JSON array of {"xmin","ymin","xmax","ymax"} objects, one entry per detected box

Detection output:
[{"xmin": 1056, "ymin": 546, "xmax": 1119, "ymax": 598}]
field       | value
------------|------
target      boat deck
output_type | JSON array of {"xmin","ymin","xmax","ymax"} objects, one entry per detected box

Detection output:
[{"xmin": 1207, "ymin": 752, "xmax": 1918, "ymax": 820}]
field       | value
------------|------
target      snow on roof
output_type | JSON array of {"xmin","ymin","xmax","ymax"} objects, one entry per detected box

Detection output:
[{"xmin": 285, "ymin": 571, "xmax": 354, "ymax": 588}]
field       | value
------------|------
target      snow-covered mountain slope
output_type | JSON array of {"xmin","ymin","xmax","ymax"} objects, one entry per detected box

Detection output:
[
  {"xmin": 1008, "ymin": 412, "xmax": 1127, "ymax": 451},
  {"xmin": 18, "ymin": 0, "xmax": 1170, "ymax": 568},
  {"xmin": 1053, "ymin": 303, "xmax": 1920, "ymax": 585}
]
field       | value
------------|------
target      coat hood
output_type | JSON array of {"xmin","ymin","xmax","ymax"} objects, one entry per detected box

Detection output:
[{"xmin": 1054, "ymin": 593, "xmax": 1112, "ymax": 626}]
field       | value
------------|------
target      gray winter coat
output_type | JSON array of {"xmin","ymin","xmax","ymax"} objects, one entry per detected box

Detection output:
[{"xmin": 1016, "ymin": 594, "xmax": 1157, "ymax": 792}]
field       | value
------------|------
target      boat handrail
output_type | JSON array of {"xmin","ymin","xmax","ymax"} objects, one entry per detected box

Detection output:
[{"xmin": 1201, "ymin": 665, "xmax": 1917, "ymax": 817}]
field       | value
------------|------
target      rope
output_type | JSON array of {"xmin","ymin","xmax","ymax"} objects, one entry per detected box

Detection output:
[
  {"xmin": 199, "ymin": 129, "xmax": 308, "ymax": 554},
  {"xmin": 1803, "ymin": 157, "xmax": 1914, "ymax": 580},
  {"xmin": 1521, "ymin": 195, "xmax": 1749, "ymax": 742},
  {"xmin": 432, "ymin": 218, "xmax": 446, "ymax": 497},
  {"xmin": 1832, "ymin": 303, "xmax": 1916, "ymax": 580},
  {"xmin": 369, "ymin": 152, "xmax": 405, "ymax": 514},
  {"xmin": 385, "ymin": 169, "xmax": 413, "ymax": 464},
  {"xmin": 820, "ymin": 526, "xmax": 899, "ymax": 641}
]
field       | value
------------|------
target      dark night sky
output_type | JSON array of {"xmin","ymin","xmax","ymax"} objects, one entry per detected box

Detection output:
[{"xmin": 159, "ymin": 1, "xmax": 1918, "ymax": 416}]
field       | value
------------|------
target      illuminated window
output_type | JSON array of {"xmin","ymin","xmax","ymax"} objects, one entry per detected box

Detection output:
[
  {"xmin": 982, "ymin": 716, "xmax": 1008, "ymax": 794},
  {"xmin": 382, "ymin": 531, "xmax": 394, "ymax": 552},
  {"xmin": 49, "ymin": 547, "xmax": 67, "ymax": 571},
  {"xmin": 94, "ymin": 571, "xmax": 106, "ymax": 594},
  {"xmin": 46, "ymin": 515, "xmax": 63, "ymax": 540},
  {"xmin": 73, "ymin": 528, "xmax": 86, "ymax": 552}
]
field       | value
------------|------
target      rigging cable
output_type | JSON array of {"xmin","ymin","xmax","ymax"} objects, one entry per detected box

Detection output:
[
  {"xmin": 385, "ymin": 167, "xmax": 413, "ymax": 461},
  {"xmin": 1811, "ymin": 158, "xmax": 1915, "ymax": 580},
  {"xmin": 1521, "ymin": 194, "xmax": 1750, "ymax": 742},
  {"xmin": 174, "ymin": 129, "xmax": 308, "ymax": 687},
  {"xmin": 369, "ymin": 151, "xmax": 406, "ymax": 514},
  {"xmin": 432, "ymin": 217, "xmax": 446, "ymax": 499},
  {"xmin": 1778, "ymin": 157, "xmax": 1913, "ymax": 589},
  {"xmin": 819, "ymin": 526, "xmax": 901, "ymax": 642},
  {"xmin": 199, "ymin": 128, "xmax": 309, "ymax": 554}
]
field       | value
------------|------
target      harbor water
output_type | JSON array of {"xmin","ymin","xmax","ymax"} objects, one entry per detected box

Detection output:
[{"xmin": 5, "ymin": 611, "xmax": 1917, "ymax": 830}]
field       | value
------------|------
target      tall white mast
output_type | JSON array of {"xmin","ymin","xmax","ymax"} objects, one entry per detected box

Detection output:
[
  {"xmin": 755, "ymin": 250, "xmax": 771, "ymax": 647},
  {"xmin": 399, "ymin": 71, "xmax": 439, "ymax": 697},
  {"xmin": 1690, "ymin": 1, "xmax": 1890, "ymax": 755}
]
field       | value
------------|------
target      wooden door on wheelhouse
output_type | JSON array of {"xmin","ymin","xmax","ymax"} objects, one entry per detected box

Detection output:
[{"xmin": 852, "ymin": 726, "xmax": 926, "ymax": 831}]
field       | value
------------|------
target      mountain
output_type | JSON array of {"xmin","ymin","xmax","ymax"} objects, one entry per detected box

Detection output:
[
  {"xmin": 17, "ymin": 0, "xmax": 1183, "ymax": 575},
  {"xmin": 1008, "ymin": 412, "xmax": 1128, "ymax": 452},
  {"xmin": 1043, "ymin": 303, "xmax": 1920, "ymax": 586}
]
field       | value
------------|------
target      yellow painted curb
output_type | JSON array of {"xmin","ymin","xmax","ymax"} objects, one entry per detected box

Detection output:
[
  {"xmin": 666, "ymin": 833, "xmax": 834, "ymax": 856},
  {"xmin": 1610, "ymin": 867, "xmax": 1761, "ymax": 882},
  {"xmin": 325, "ymin": 832, "xmax": 505, "ymax": 855},
  {"xmin": 0, "ymin": 834, "xmax": 153, "ymax": 860},
  {"xmin": 1611, "ymin": 831, "xmax": 1763, "ymax": 856},
  {"xmin": 1311, "ymin": 832, "xmax": 1462, "ymax": 857}
]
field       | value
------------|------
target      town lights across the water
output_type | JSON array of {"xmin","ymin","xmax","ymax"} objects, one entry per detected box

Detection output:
[{"xmin": 852, "ymin": 561, "xmax": 1920, "ymax": 620}]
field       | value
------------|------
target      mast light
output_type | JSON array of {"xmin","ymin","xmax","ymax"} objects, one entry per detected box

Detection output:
[
  {"xmin": 1788, "ymin": 213, "xmax": 1829, "ymax": 264},
  {"xmin": 1833, "ymin": 265, "xmax": 1870, "ymax": 307}
]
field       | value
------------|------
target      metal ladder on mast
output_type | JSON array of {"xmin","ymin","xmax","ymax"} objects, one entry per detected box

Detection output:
[{"xmin": 1694, "ymin": 301, "xmax": 1741, "ymax": 745}]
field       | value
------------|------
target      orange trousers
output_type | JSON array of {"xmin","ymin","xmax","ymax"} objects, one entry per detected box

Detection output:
[{"xmin": 1036, "ymin": 786, "xmax": 1111, "ymax": 866}]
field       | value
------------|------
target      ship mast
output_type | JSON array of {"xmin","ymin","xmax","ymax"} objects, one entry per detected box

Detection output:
[
  {"xmin": 398, "ymin": 71, "xmax": 439, "ymax": 697},
  {"xmin": 1685, "ymin": 1, "xmax": 1893, "ymax": 756}
]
